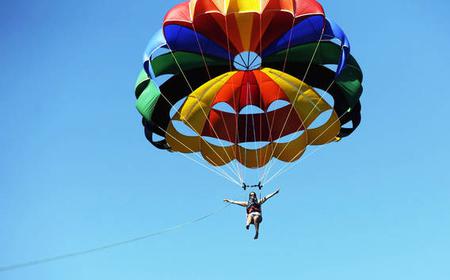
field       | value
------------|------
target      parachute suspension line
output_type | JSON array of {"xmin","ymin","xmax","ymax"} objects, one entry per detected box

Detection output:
[
  {"xmin": 261, "ymin": 78, "xmax": 335, "ymax": 185},
  {"xmin": 243, "ymin": 82, "xmax": 249, "ymax": 181},
  {"xmin": 248, "ymin": 79, "xmax": 262, "ymax": 181},
  {"xmin": 157, "ymin": 93, "xmax": 240, "ymax": 184},
  {"xmin": 218, "ymin": 103, "xmax": 244, "ymax": 184},
  {"xmin": 0, "ymin": 204, "xmax": 231, "ymax": 273},
  {"xmin": 223, "ymin": 3, "xmax": 233, "ymax": 74},
  {"xmin": 190, "ymin": 22, "xmax": 246, "ymax": 183},
  {"xmin": 153, "ymin": 85, "xmax": 239, "ymax": 184},
  {"xmin": 164, "ymin": 47, "xmax": 243, "ymax": 182},
  {"xmin": 153, "ymin": 77, "xmax": 241, "ymax": 185},
  {"xmin": 258, "ymin": 0, "xmax": 263, "ymax": 66},
  {"xmin": 224, "ymin": 8, "xmax": 245, "ymax": 185},
  {"xmin": 254, "ymin": 0, "xmax": 263, "ymax": 183},
  {"xmin": 222, "ymin": 5, "xmax": 245, "ymax": 184},
  {"xmin": 261, "ymin": 67, "xmax": 336, "ymax": 184},
  {"xmin": 156, "ymin": 124, "xmax": 241, "ymax": 186},
  {"xmin": 264, "ymin": 79, "xmax": 343, "ymax": 184},
  {"xmin": 264, "ymin": 105, "xmax": 349, "ymax": 185},
  {"xmin": 260, "ymin": 28, "xmax": 326, "ymax": 184},
  {"xmin": 248, "ymin": 54, "xmax": 260, "ymax": 69},
  {"xmin": 260, "ymin": 108, "xmax": 274, "ymax": 183},
  {"xmin": 274, "ymin": 29, "xmax": 326, "ymax": 137},
  {"xmin": 191, "ymin": 23, "xmax": 212, "ymax": 80},
  {"xmin": 265, "ymin": 145, "xmax": 328, "ymax": 185},
  {"xmin": 258, "ymin": 0, "xmax": 271, "ymax": 185},
  {"xmin": 297, "ymin": 80, "xmax": 336, "ymax": 132},
  {"xmin": 259, "ymin": 15, "xmax": 298, "ymax": 179},
  {"xmin": 238, "ymin": 53, "xmax": 246, "ymax": 66},
  {"xmin": 255, "ymin": 0, "xmax": 272, "ymax": 186},
  {"xmin": 234, "ymin": 60, "xmax": 248, "ymax": 69}
]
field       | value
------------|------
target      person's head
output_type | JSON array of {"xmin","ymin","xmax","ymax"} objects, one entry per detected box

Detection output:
[{"xmin": 249, "ymin": 192, "xmax": 257, "ymax": 200}]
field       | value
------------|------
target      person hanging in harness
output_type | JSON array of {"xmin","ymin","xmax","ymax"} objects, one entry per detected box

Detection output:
[{"xmin": 224, "ymin": 189, "xmax": 280, "ymax": 240}]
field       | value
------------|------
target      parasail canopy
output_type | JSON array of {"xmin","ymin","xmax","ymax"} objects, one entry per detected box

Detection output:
[{"xmin": 135, "ymin": 0, "xmax": 363, "ymax": 184}]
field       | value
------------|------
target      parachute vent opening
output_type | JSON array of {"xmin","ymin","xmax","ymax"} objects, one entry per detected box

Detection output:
[
  {"xmin": 150, "ymin": 46, "xmax": 170, "ymax": 60},
  {"xmin": 308, "ymin": 110, "xmax": 333, "ymax": 129},
  {"xmin": 314, "ymin": 87, "xmax": 335, "ymax": 108},
  {"xmin": 153, "ymin": 74, "xmax": 174, "ymax": 87},
  {"xmin": 170, "ymin": 97, "xmax": 187, "ymax": 118},
  {"xmin": 203, "ymin": 136, "xmax": 234, "ymax": 148},
  {"xmin": 152, "ymin": 134, "xmax": 165, "ymax": 142},
  {"xmin": 323, "ymin": 64, "xmax": 338, "ymax": 73},
  {"xmin": 274, "ymin": 131, "xmax": 304, "ymax": 144},
  {"xmin": 233, "ymin": 52, "xmax": 262, "ymax": 71},
  {"xmin": 327, "ymin": 37, "xmax": 343, "ymax": 47},
  {"xmin": 239, "ymin": 105, "xmax": 264, "ymax": 115},
  {"xmin": 267, "ymin": 100, "xmax": 290, "ymax": 112},
  {"xmin": 341, "ymin": 121, "xmax": 353, "ymax": 129},
  {"xmin": 212, "ymin": 102, "xmax": 237, "ymax": 114},
  {"xmin": 171, "ymin": 120, "xmax": 198, "ymax": 137},
  {"xmin": 238, "ymin": 141, "xmax": 270, "ymax": 150}
]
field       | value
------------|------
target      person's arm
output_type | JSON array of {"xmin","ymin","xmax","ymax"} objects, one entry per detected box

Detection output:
[
  {"xmin": 259, "ymin": 189, "xmax": 280, "ymax": 205},
  {"xmin": 224, "ymin": 199, "xmax": 247, "ymax": 207}
]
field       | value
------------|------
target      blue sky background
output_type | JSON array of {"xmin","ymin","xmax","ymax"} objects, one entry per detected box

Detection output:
[{"xmin": 1, "ymin": 0, "xmax": 450, "ymax": 279}]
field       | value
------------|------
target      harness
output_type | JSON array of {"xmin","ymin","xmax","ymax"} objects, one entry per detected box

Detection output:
[
  {"xmin": 247, "ymin": 199, "xmax": 262, "ymax": 214},
  {"xmin": 243, "ymin": 182, "xmax": 264, "ymax": 214}
]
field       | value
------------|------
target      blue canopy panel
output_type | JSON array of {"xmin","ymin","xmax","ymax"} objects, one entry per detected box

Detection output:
[
  {"xmin": 262, "ymin": 15, "xmax": 325, "ymax": 57},
  {"xmin": 262, "ymin": 16, "xmax": 351, "ymax": 77},
  {"xmin": 163, "ymin": 25, "xmax": 230, "ymax": 60},
  {"xmin": 143, "ymin": 28, "xmax": 168, "ymax": 78},
  {"xmin": 323, "ymin": 19, "xmax": 351, "ymax": 76},
  {"xmin": 144, "ymin": 28, "xmax": 167, "ymax": 61}
]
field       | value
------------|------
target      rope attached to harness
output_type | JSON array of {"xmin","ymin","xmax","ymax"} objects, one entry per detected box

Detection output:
[{"xmin": 0, "ymin": 204, "xmax": 230, "ymax": 273}]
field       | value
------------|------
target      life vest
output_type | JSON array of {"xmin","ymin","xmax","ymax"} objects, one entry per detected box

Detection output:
[{"xmin": 247, "ymin": 200, "xmax": 262, "ymax": 214}]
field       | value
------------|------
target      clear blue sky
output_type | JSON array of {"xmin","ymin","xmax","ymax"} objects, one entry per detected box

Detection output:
[{"xmin": 1, "ymin": 0, "xmax": 450, "ymax": 279}]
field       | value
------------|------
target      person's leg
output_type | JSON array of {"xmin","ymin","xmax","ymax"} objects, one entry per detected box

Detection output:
[
  {"xmin": 253, "ymin": 215, "xmax": 261, "ymax": 239},
  {"xmin": 246, "ymin": 214, "xmax": 253, "ymax": 230}
]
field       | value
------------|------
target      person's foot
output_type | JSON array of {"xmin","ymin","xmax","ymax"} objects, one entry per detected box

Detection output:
[
  {"xmin": 246, "ymin": 225, "xmax": 250, "ymax": 230},
  {"xmin": 254, "ymin": 233, "xmax": 259, "ymax": 240}
]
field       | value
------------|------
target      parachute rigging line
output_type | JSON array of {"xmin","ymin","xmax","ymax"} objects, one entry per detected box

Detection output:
[
  {"xmin": 153, "ymin": 87, "xmax": 240, "ymax": 184},
  {"xmin": 222, "ymin": 8, "xmax": 245, "ymax": 185},
  {"xmin": 264, "ymin": 105, "xmax": 351, "ymax": 185},
  {"xmin": 157, "ymin": 76, "xmax": 241, "ymax": 183},
  {"xmin": 248, "ymin": 80, "xmax": 262, "ymax": 180},
  {"xmin": 159, "ymin": 47, "xmax": 243, "ymax": 182},
  {"xmin": 259, "ymin": 15, "xmax": 316, "ymax": 181},
  {"xmin": 260, "ymin": 29, "xmax": 326, "ymax": 182},
  {"xmin": 260, "ymin": 78, "xmax": 336, "ymax": 184},
  {"xmin": 165, "ymin": 42, "xmax": 244, "ymax": 182},
  {"xmin": 156, "ymin": 124, "xmax": 241, "ymax": 186},
  {"xmin": 0, "ymin": 204, "xmax": 230, "ymax": 273},
  {"xmin": 190, "ymin": 19, "xmax": 247, "ymax": 180}
]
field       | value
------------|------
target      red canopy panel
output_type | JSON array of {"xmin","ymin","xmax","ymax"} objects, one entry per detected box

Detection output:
[
  {"xmin": 163, "ymin": 0, "xmax": 326, "ymax": 55},
  {"xmin": 294, "ymin": 0, "xmax": 324, "ymax": 17},
  {"xmin": 257, "ymin": 12, "xmax": 296, "ymax": 52},
  {"xmin": 201, "ymin": 105, "xmax": 304, "ymax": 143},
  {"xmin": 211, "ymin": 70, "xmax": 290, "ymax": 112},
  {"xmin": 163, "ymin": 2, "xmax": 192, "ymax": 27},
  {"xmin": 192, "ymin": 14, "xmax": 240, "ymax": 55},
  {"xmin": 192, "ymin": 0, "xmax": 221, "ymax": 14}
]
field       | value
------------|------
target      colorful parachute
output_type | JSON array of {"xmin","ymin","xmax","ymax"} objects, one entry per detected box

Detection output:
[{"xmin": 135, "ymin": 0, "xmax": 363, "ymax": 172}]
